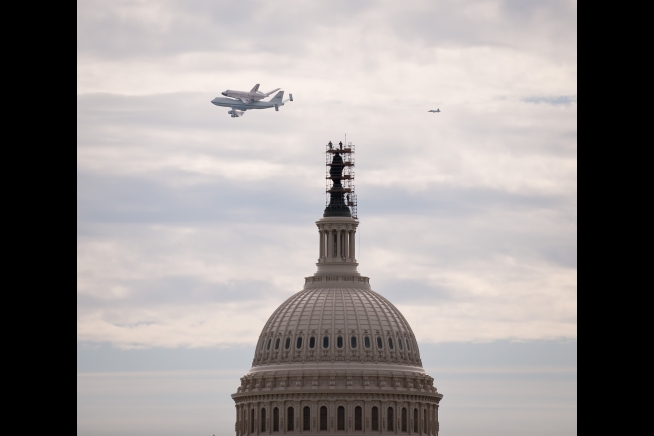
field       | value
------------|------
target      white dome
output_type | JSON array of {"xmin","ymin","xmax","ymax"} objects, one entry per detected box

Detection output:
[{"xmin": 251, "ymin": 286, "xmax": 423, "ymax": 369}]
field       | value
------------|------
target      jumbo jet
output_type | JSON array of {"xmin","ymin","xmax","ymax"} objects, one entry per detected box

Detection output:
[
  {"xmin": 428, "ymin": 108, "xmax": 441, "ymax": 113},
  {"xmin": 221, "ymin": 84, "xmax": 281, "ymax": 104},
  {"xmin": 211, "ymin": 91, "xmax": 293, "ymax": 118}
]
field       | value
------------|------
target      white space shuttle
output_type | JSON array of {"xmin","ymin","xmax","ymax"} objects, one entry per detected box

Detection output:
[{"xmin": 221, "ymin": 84, "xmax": 281, "ymax": 104}]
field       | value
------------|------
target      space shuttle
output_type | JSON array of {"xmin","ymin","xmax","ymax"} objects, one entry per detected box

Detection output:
[{"xmin": 221, "ymin": 84, "xmax": 281, "ymax": 104}]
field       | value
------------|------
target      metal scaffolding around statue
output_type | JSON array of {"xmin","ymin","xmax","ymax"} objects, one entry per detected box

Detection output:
[{"xmin": 325, "ymin": 141, "xmax": 357, "ymax": 219}]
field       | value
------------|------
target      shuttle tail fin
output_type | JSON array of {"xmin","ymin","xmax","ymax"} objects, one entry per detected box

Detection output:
[
  {"xmin": 263, "ymin": 88, "xmax": 281, "ymax": 97},
  {"xmin": 250, "ymin": 84, "xmax": 260, "ymax": 92}
]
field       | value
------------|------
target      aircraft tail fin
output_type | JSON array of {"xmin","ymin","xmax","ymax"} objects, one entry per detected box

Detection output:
[
  {"xmin": 269, "ymin": 90, "xmax": 284, "ymax": 103},
  {"xmin": 250, "ymin": 84, "xmax": 260, "ymax": 92},
  {"xmin": 263, "ymin": 88, "xmax": 281, "ymax": 97}
]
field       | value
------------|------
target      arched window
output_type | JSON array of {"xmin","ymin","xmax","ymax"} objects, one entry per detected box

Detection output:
[
  {"xmin": 371, "ymin": 406, "xmax": 379, "ymax": 431},
  {"xmin": 423, "ymin": 409, "xmax": 427, "ymax": 433},
  {"xmin": 337, "ymin": 336, "xmax": 343, "ymax": 348},
  {"xmin": 337, "ymin": 406, "xmax": 345, "ymax": 430},
  {"xmin": 388, "ymin": 337, "xmax": 394, "ymax": 350},
  {"xmin": 275, "ymin": 338, "xmax": 280, "ymax": 350},
  {"xmin": 296, "ymin": 337, "xmax": 303, "ymax": 349},
  {"xmin": 285, "ymin": 337, "xmax": 291, "ymax": 349},
  {"xmin": 251, "ymin": 408, "xmax": 255, "ymax": 433},
  {"xmin": 351, "ymin": 336, "xmax": 357, "ymax": 348},
  {"xmin": 377, "ymin": 337, "xmax": 383, "ymax": 349},
  {"xmin": 387, "ymin": 407, "xmax": 394, "ymax": 431},
  {"xmin": 309, "ymin": 337, "xmax": 316, "ymax": 349},
  {"xmin": 413, "ymin": 408, "xmax": 418, "ymax": 432},
  {"xmin": 287, "ymin": 407, "xmax": 294, "ymax": 431},
  {"xmin": 401, "ymin": 407, "xmax": 407, "ymax": 432},
  {"xmin": 273, "ymin": 407, "xmax": 279, "ymax": 432},
  {"xmin": 398, "ymin": 338, "xmax": 403, "ymax": 350},
  {"xmin": 320, "ymin": 406, "xmax": 328, "ymax": 431},
  {"xmin": 364, "ymin": 336, "xmax": 371, "ymax": 348},
  {"xmin": 261, "ymin": 408, "xmax": 267, "ymax": 432},
  {"xmin": 323, "ymin": 336, "xmax": 329, "ymax": 348},
  {"xmin": 354, "ymin": 406, "xmax": 362, "ymax": 430},
  {"xmin": 303, "ymin": 406, "xmax": 311, "ymax": 430},
  {"xmin": 267, "ymin": 338, "xmax": 272, "ymax": 350}
]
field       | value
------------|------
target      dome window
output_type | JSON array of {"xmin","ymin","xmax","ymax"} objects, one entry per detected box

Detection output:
[
  {"xmin": 364, "ymin": 336, "xmax": 371, "ymax": 348},
  {"xmin": 388, "ymin": 337, "xmax": 394, "ymax": 350},
  {"xmin": 376, "ymin": 337, "xmax": 383, "ymax": 349},
  {"xmin": 273, "ymin": 407, "xmax": 279, "ymax": 431},
  {"xmin": 323, "ymin": 336, "xmax": 329, "ymax": 348},
  {"xmin": 275, "ymin": 338, "xmax": 280, "ymax": 350},
  {"xmin": 296, "ymin": 337, "xmax": 303, "ymax": 349},
  {"xmin": 266, "ymin": 339, "xmax": 272, "ymax": 350},
  {"xmin": 337, "ymin": 336, "xmax": 344, "ymax": 348},
  {"xmin": 355, "ymin": 406, "xmax": 362, "ymax": 430},
  {"xmin": 337, "ymin": 406, "xmax": 345, "ymax": 430},
  {"xmin": 351, "ymin": 336, "xmax": 357, "ymax": 348},
  {"xmin": 371, "ymin": 407, "xmax": 379, "ymax": 431},
  {"xmin": 387, "ymin": 407, "xmax": 394, "ymax": 431},
  {"xmin": 309, "ymin": 336, "xmax": 316, "ymax": 349},
  {"xmin": 285, "ymin": 338, "xmax": 291, "ymax": 349},
  {"xmin": 398, "ymin": 338, "xmax": 403, "ymax": 350}
]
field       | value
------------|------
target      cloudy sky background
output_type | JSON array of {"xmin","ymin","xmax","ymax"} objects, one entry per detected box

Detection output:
[{"xmin": 77, "ymin": 0, "xmax": 577, "ymax": 434}]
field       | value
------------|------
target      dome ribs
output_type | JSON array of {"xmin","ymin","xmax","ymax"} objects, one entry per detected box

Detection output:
[
  {"xmin": 280, "ymin": 291, "xmax": 309, "ymax": 362},
  {"xmin": 346, "ymin": 288, "xmax": 363, "ymax": 361},
  {"xmin": 251, "ymin": 287, "xmax": 426, "ymax": 367},
  {"xmin": 374, "ymin": 290, "xmax": 411, "ymax": 363}
]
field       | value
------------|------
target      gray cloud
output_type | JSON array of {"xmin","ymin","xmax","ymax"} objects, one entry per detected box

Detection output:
[{"xmin": 77, "ymin": 1, "xmax": 576, "ymax": 348}]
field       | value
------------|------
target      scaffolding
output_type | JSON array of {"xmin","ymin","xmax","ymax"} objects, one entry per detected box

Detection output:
[{"xmin": 325, "ymin": 141, "xmax": 357, "ymax": 219}]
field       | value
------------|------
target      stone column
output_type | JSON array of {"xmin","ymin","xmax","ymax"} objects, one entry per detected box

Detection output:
[
  {"xmin": 318, "ymin": 229, "xmax": 325, "ymax": 261},
  {"xmin": 351, "ymin": 231, "xmax": 356, "ymax": 260},
  {"xmin": 328, "ymin": 230, "xmax": 333, "ymax": 259},
  {"xmin": 336, "ymin": 229, "xmax": 342, "ymax": 260}
]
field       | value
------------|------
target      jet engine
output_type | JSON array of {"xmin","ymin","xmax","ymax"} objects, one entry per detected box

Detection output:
[{"xmin": 228, "ymin": 110, "xmax": 245, "ymax": 118}]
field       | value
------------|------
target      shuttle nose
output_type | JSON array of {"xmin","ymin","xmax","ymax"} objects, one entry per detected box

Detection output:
[{"xmin": 221, "ymin": 92, "xmax": 227, "ymax": 96}]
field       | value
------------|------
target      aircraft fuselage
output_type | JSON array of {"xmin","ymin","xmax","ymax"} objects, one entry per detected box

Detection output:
[{"xmin": 211, "ymin": 97, "xmax": 283, "ymax": 110}]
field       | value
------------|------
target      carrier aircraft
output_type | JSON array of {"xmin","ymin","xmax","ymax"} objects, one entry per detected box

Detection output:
[{"xmin": 211, "ymin": 90, "xmax": 293, "ymax": 118}]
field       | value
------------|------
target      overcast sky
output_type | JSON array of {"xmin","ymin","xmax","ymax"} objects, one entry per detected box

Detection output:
[{"xmin": 77, "ymin": 1, "xmax": 576, "ymax": 434}]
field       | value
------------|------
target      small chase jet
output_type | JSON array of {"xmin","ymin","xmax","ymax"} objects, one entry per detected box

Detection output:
[
  {"xmin": 211, "ymin": 90, "xmax": 293, "ymax": 118},
  {"xmin": 221, "ymin": 84, "xmax": 281, "ymax": 104},
  {"xmin": 428, "ymin": 109, "xmax": 441, "ymax": 113}
]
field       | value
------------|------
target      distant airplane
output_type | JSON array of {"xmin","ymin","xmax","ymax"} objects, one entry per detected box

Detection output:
[
  {"xmin": 221, "ymin": 84, "xmax": 281, "ymax": 104},
  {"xmin": 428, "ymin": 109, "xmax": 441, "ymax": 113},
  {"xmin": 211, "ymin": 91, "xmax": 293, "ymax": 118}
]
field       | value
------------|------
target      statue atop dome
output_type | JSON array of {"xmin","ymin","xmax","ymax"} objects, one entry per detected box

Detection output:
[{"xmin": 324, "ymin": 140, "xmax": 357, "ymax": 218}]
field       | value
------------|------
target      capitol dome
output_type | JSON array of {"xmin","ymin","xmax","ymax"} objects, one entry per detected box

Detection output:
[
  {"xmin": 251, "ymin": 287, "xmax": 423, "ymax": 369},
  {"xmin": 231, "ymin": 143, "xmax": 442, "ymax": 435}
]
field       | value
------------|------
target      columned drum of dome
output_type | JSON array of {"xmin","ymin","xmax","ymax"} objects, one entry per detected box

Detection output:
[{"xmin": 231, "ymin": 141, "xmax": 442, "ymax": 435}]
